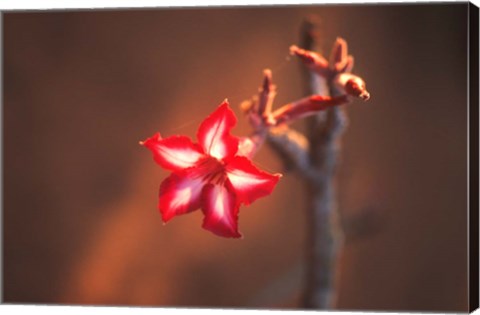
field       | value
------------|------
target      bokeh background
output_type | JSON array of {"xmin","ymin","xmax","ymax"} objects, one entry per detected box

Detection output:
[{"xmin": 3, "ymin": 3, "xmax": 469, "ymax": 312}]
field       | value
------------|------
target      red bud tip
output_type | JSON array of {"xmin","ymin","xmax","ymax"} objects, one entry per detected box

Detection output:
[
  {"xmin": 359, "ymin": 91, "xmax": 371, "ymax": 101},
  {"xmin": 345, "ymin": 78, "xmax": 370, "ymax": 101},
  {"xmin": 289, "ymin": 45, "xmax": 299, "ymax": 55},
  {"xmin": 289, "ymin": 45, "xmax": 314, "ymax": 64}
]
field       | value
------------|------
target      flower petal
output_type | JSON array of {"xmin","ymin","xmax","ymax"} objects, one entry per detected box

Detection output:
[
  {"xmin": 141, "ymin": 133, "xmax": 205, "ymax": 171},
  {"xmin": 197, "ymin": 101, "xmax": 239, "ymax": 160},
  {"xmin": 226, "ymin": 156, "xmax": 281, "ymax": 205},
  {"xmin": 201, "ymin": 183, "xmax": 241, "ymax": 238},
  {"xmin": 159, "ymin": 171, "xmax": 205, "ymax": 222}
]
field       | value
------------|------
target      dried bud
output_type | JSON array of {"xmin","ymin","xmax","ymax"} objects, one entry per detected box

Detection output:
[
  {"xmin": 345, "ymin": 78, "xmax": 370, "ymax": 100},
  {"xmin": 290, "ymin": 45, "xmax": 330, "ymax": 77},
  {"xmin": 343, "ymin": 55, "xmax": 355, "ymax": 73},
  {"xmin": 257, "ymin": 69, "xmax": 276, "ymax": 116},
  {"xmin": 330, "ymin": 37, "xmax": 348, "ymax": 68},
  {"xmin": 332, "ymin": 73, "xmax": 370, "ymax": 101},
  {"xmin": 240, "ymin": 99, "xmax": 255, "ymax": 113},
  {"xmin": 272, "ymin": 95, "xmax": 350, "ymax": 125}
]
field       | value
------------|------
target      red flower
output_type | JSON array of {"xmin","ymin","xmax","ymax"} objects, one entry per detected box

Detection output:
[{"xmin": 141, "ymin": 100, "xmax": 281, "ymax": 238}]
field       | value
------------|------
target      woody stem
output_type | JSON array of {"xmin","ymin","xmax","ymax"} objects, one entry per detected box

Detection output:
[{"xmin": 300, "ymin": 19, "xmax": 346, "ymax": 309}]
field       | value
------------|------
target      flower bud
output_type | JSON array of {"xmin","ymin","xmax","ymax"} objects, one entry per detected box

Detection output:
[{"xmin": 332, "ymin": 73, "xmax": 370, "ymax": 100}]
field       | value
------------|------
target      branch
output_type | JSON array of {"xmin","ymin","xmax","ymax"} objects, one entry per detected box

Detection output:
[
  {"xmin": 239, "ymin": 17, "xmax": 371, "ymax": 310},
  {"xmin": 266, "ymin": 126, "xmax": 310, "ymax": 174},
  {"xmin": 272, "ymin": 95, "xmax": 350, "ymax": 126},
  {"xmin": 292, "ymin": 20, "xmax": 372, "ymax": 309}
]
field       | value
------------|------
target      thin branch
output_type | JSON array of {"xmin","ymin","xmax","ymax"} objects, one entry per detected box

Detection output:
[{"xmin": 272, "ymin": 95, "xmax": 350, "ymax": 126}]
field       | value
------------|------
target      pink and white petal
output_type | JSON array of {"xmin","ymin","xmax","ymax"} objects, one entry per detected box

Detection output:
[
  {"xmin": 226, "ymin": 156, "xmax": 282, "ymax": 205},
  {"xmin": 158, "ymin": 171, "xmax": 205, "ymax": 223},
  {"xmin": 141, "ymin": 133, "xmax": 205, "ymax": 171},
  {"xmin": 201, "ymin": 183, "xmax": 241, "ymax": 238},
  {"xmin": 196, "ymin": 101, "xmax": 239, "ymax": 160}
]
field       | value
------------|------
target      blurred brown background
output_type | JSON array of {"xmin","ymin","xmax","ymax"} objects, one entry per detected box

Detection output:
[{"xmin": 3, "ymin": 3, "xmax": 469, "ymax": 312}]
